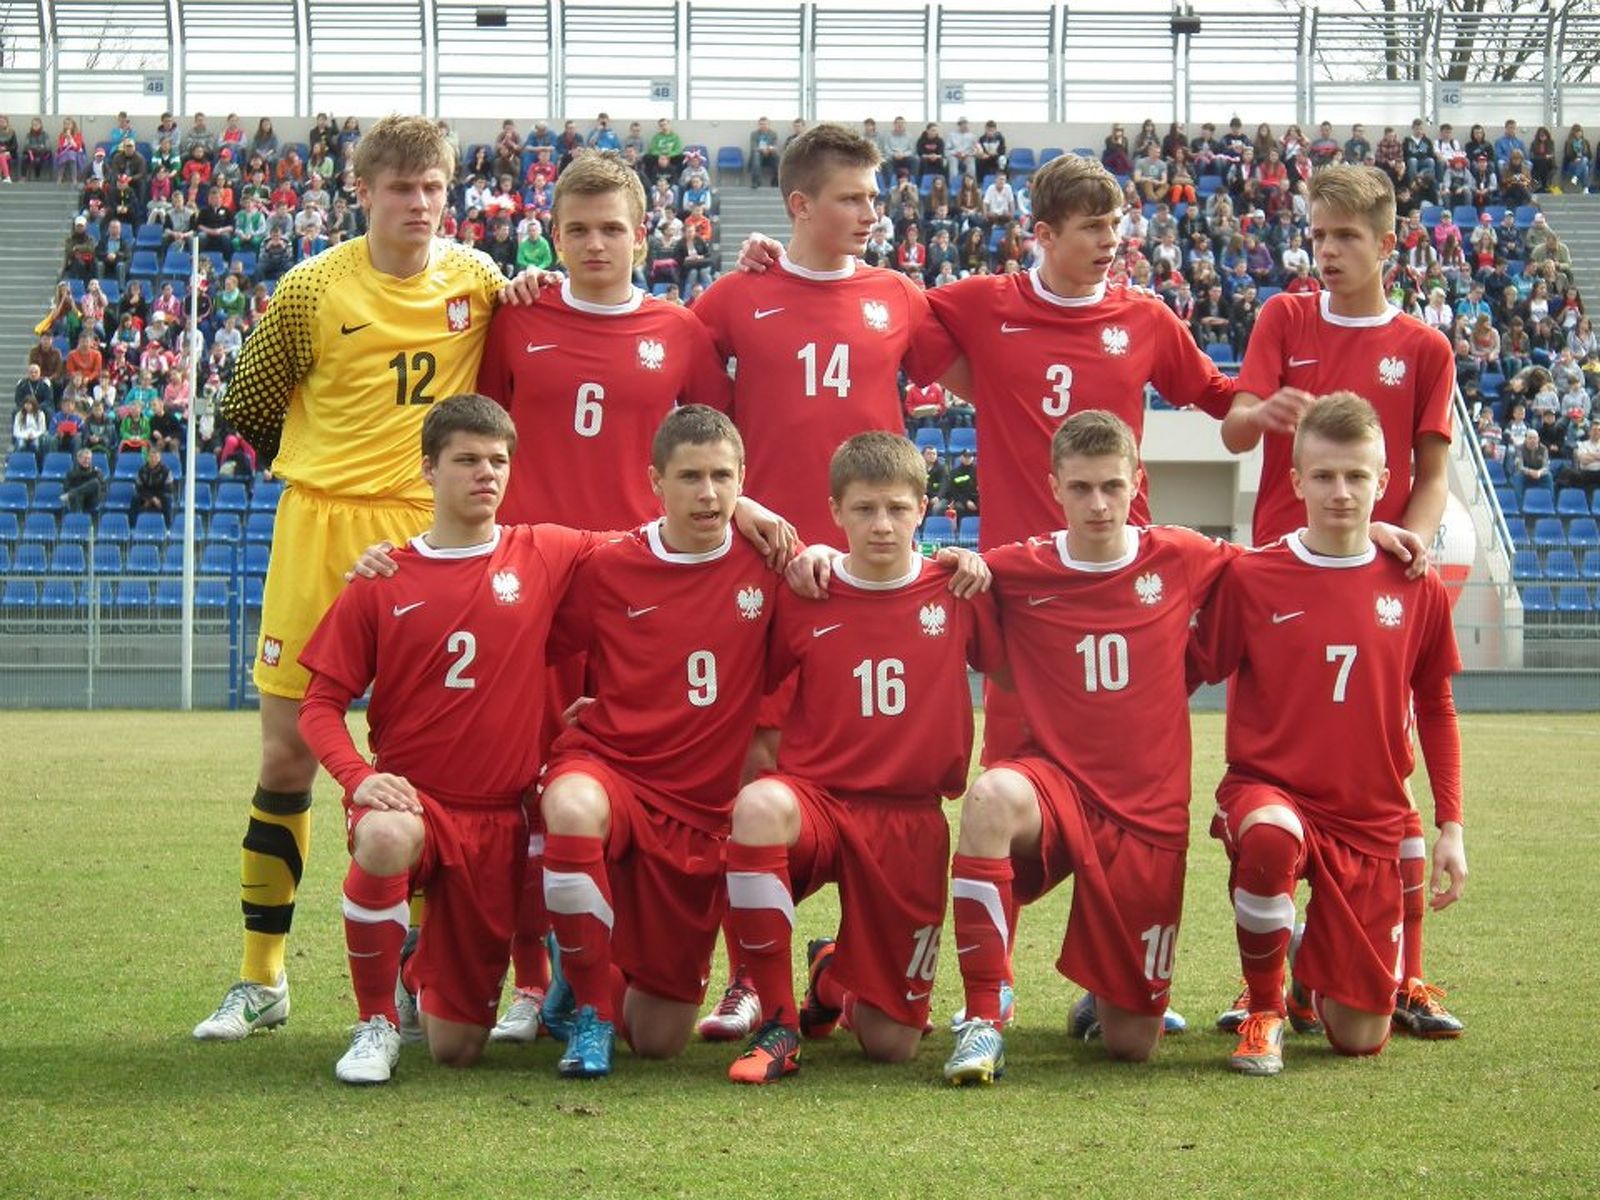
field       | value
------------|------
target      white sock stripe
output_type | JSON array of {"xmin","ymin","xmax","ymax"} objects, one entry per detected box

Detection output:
[
  {"xmin": 726, "ymin": 871, "xmax": 796, "ymax": 927},
  {"xmin": 951, "ymin": 878, "xmax": 1009, "ymax": 951},
  {"xmin": 1399, "ymin": 836, "xmax": 1426, "ymax": 860},
  {"xmin": 543, "ymin": 869, "xmax": 614, "ymax": 929},
  {"xmin": 340, "ymin": 895, "xmax": 410, "ymax": 928},
  {"xmin": 1401, "ymin": 883, "xmax": 1425, "ymax": 894},
  {"xmin": 1232, "ymin": 888, "xmax": 1297, "ymax": 935},
  {"xmin": 527, "ymin": 832, "xmax": 546, "ymax": 858}
]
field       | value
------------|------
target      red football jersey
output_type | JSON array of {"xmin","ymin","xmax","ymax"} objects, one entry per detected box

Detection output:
[
  {"xmin": 1236, "ymin": 292, "xmax": 1455, "ymax": 546},
  {"xmin": 299, "ymin": 524, "xmax": 595, "ymax": 805},
  {"xmin": 986, "ymin": 525, "xmax": 1239, "ymax": 848},
  {"xmin": 1189, "ymin": 534, "xmax": 1463, "ymax": 857},
  {"xmin": 691, "ymin": 253, "xmax": 948, "ymax": 542},
  {"xmin": 767, "ymin": 555, "xmax": 1004, "ymax": 801},
  {"xmin": 922, "ymin": 271, "xmax": 1235, "ymax": 547},
  {"xmin": 549, "ymin": 521, "xmax": 777, "ymax": 833},
  {"xmin": 475, "ymin": 279, "xmax": 733, "ymax": 530}
]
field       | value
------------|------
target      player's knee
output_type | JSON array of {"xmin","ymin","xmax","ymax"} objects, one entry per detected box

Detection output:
[
  {"xmin": 351, "ymin": 811, "xmax": 424, "ymax": 873},
  {"xmin": 1322, "ymin": 999, "xmax": 1391, "ymax": 1057},
  {"xmin": 1098, "ymin": 1009, "xmax": 1162, "ymax": 1063},
  {"xmin": 961, "ymin": 769, "xmax": 1035, "ymax": 839},
  {"xmin": 427, "ymin": 1029, "xmax": 487, "ymax": 1069},
  {"xmin": 628, "ymin": 1019, "xmax": 692, "ymax": 1060},
  {"xmin": 540, "ymin": 775, "xmax": 610, "ymax": 836},
  {"xmin": 856, "ymin": 1023, "xmax": 921, "ymax": 1064},
  {"xmin": 730, "ymin": 778, "xmax": 797, "ymax": 843}
]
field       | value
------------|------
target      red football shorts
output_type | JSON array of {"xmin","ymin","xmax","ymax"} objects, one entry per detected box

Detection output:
[
  {"xmin": 1002, "ymin": 757, "xmax": 1185, "ymax": 1017},
  {"xmin": 774, "ymin": 775, "xmax": 950, "ymax": 1029},
  {"xmin": 979, "ymin": 675, "xmax": 1029, "ymax": 766},
  {"xmin": 346, "ymin": 794, "xmax": 526, "ymax": 1027},
  {"xmin": 544, "ymin": 754, "xmax": 724, "ymax": 1006},
  {"xmin": 1214, "ymin": 776, "xmax": 1402, "ymax": 1017},
  {"xmin": 756, "ymin": 668, "xmax": 799, "ymax": 732}
]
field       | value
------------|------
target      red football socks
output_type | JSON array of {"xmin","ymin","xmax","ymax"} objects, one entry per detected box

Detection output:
[
  {"xmin": 726, "ymin": 841, "xmax": 798, "ymax": 1028},
  {"xmin": 1231, "ymin": 823, "xmax": 1301, "ymax": 1016},
  {"xmin": 543, "ymin": 833, "xmax": 616, "ymax": 1022},
  {"xmin": 951, "ymin": 854, "xmax": 1013, "ymax": 1023},
  {"xmin": 342, "ymin": 861, "xmax": 409, "ymax": 1024}
]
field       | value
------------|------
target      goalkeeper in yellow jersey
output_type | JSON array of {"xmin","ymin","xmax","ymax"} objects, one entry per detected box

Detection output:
[{"xmin": 195, "ymin": 115, "xmax": 515, "ymax": 1040}]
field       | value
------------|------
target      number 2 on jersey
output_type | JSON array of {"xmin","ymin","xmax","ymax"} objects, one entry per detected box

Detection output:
[
  {"xmin": 797, "ymin": 342, "xmax": 851, "ymax": 398},
  {"xmin": 444, "ymin": 630, "xmax": 476, "ymax": 690}
]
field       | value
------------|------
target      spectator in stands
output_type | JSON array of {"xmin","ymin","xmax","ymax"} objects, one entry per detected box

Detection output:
[
  {"xmin": 947, "ymin": 116, "xmax": 978, "ymax": 182},
  {"xmin": 676, "ymin": 221, "xmax": 715, "ymax": 291},
  {"xmin": 60, "ymin": 446, "xmax": 104, "ymax": 515},
  {"xmin": 1512, "ymin": 427, "xmax": 1550, "ymax": 502},
  {"xmin": 49, "ymin": 395, "xmax": 85, "ymax": 455},
  {"xmin": 945, "ymin": 448, "xmax": 978, "ymax": 525},
  {"xmin": 1559, "ymin": 421, "xmax": 1600, "ymax": 500},
  {"xmin": 21, "ymin": 116, "xmax": 50, "ymax": 180},
  {"xmin": 924, "ymin": 228, "xmax": 957, "ymax": 286},
  {"xmin": 885, "ymin": 116, "xmax": 915, "ymax": 182},
  {"xmin": 83, "ymin": 399, "xmax": 116, "ymax": 460},
  {"xmin": 146, "ymin": 396, "xmax": 183, "ymax": 454},
  {"xmin": 863, "ymin": 225, "xmax": 894, "ymax": 269},
  {"xmin": 1560, "ymin": 123, "xmax": 1593, "ymax": 192},
  {"xmin": 1501, "ymin": 150, "xmax": 1533, "ymax": 206},
  {"xmin": 15, "ymin": 360, "xmax": 52, "ymax": 414},
  {"xmin": 257, "ymin": 226, "xmax": 294, "ymax": 283},
  {"xmin": 624, "ymin": 120, "xmax": 645, "ymax": 159},
  {"xmin": 54, "ymin": 117, "xmax": 86, "ymax": 183},
  {"xmin": 1571, "ymin": 316, "xmax": 1599, "ymax": 360},
  {"xmin": 1101, "ymin": 124, "xmax": 1132, "ymax": 176},
  {"xmin": 748, "ymin": 117, "xmax": 780, "ymax": 188},
  {"xmin": 0, "ymin": 114, "xmax": 16, "ymax": 183},
  {"xmin": 982, "ymin": 171, "xmax": 1016, "ymax": 226},
  {"xmin": 1403, "ymin": 118, "xmax": 1436, "ymax": 191},
  {"xmin": 896, "ymin": 224, "xmax": 926, "ymax": 280},
  {"xmin": 77, "ymin": 279, "xmax": 109, "ymax": 341},
  {"xmin": 129, "ymin": 444, "xmax": 172, "ymax": 521},
  {"xmin": 916, "ymin": 122, "xmax": 946, "ymax": 182},
  {"xmin": 1495, "ymin": 118, "xmax": 1525, "ymax": 168},
  {"xmin": 196, "ymin": 186, "xmax": 235, "ymax": 255},
  {"xmin": 515, "ymin": 218, "xmax": 553, "ymax": 272},
  {"xmin": 919, "ymin": 444, "xmax": 949, "ymax": 500},
  {"xmin": 647, "ymin": 117, "xmax": 684, "ymax": 183},
  {"xmin": 64, "ymin": 332, "xmax": 102, "ymax": 389},
  {"xmin": 13, "ymin": 396, "xmax": 48, "ymax": 462},
  {"xmin": 975, "ymin": 120, "xmax": 1007, "ymax": 179},
  {"xmin": 180, "ymin": 112, "xmax": 217, "ymax": 162},
  {"xmin": 249, "ymin": 117, "xmax": 279, "ymax": 165}
]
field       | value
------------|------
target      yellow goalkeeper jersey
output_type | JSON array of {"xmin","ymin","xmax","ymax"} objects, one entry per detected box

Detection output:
[{"xmin": 221, "ymin": 237, "xmax": 504, "ymax": 502}]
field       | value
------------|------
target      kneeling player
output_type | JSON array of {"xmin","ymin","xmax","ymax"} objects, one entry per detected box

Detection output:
[
  {"xmin": 722, "ymin": 433, "xmax": 1001, "ymax": 1083},
  {"xmin": 1190, "ymin": 392, "xmax": 1467, "ymax": 1076},
  {"xmin": 297, "ymin": 396, "xmax": 603, "ymax": 1084}
]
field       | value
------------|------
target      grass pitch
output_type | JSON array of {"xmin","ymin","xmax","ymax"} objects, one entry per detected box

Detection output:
[{"xmin": 1, "ymin": 710, "xmax": 1596, "ymax": 1199}]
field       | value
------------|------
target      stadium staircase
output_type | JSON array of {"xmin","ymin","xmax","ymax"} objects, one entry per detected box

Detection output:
[
  {"xmin": 1538, "ymin": 190, "xmax": 1600, "ymax": 300},
  {"xmin": 713, "ymin": 184, "xmax": 790, "ymax": 272},
  {"xmin": 0, "ymin": 184, "xmax": 80, "ymax": 451}
]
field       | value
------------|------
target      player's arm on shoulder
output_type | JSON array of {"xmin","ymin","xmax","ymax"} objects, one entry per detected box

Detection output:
[
  {"xmin": 963, "ymin": 585, "xmax": 1007, "ymax": 676},
  {"xmin": 1186, "ymin": 561, "xmax": 1246, "ymax": 687},
  {"xmin": 931, "ymin": 545, "xmax": 991, "ymax": 597},
  {"xmin": 909, "ymin": 274, "xmax": 969, "ymax": 391},
  {"xmin": 1399, "ymin": 434, "xmax": 1450, "ymax": 544},
  {"xmin": 220, "ymin": 273, "xmax": 314, "ymax": 463},
  {"xmin": 1219, "ymin": 297, "xmax": 1307, "ymax": 452},
  {"xmin": 1152, "ymin": 297, "xmax": 1238, "ymax": 422},
  {"xmin": 736, "ymin": 231, "xmax": 784, "ymax": 273}
]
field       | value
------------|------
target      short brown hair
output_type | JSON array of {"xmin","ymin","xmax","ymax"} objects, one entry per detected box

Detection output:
[
  {"xmin": 1307, "ymin": 164, "xmax": 1396, "ymax": 240},
  {"xmin": 1049, "ymin": 410, "xmax": 1139, "ymax": 472},
  {"xmin": 353, "ymin": 114, "xmax": 456, "ymax": 185},
  {"xmin": 779, "ymin": 123, "xmax": 881, "ymax": 203},
  {"xmin": 553, "ymin": 151, "xmax": 647, "ymax": 228},
  {"xmin": 828, "ymin": 431, "xmax": 926, "ymax": 500},
  {"xmin": 1293, "ymin": 391, "xmax": 1386, "ymax": 466},
  {"xmin": 1030, "ymin": 153, "xmax": 1122, "ymax": 229},
  {"xmin": 421, "ymin": 393, "xmax": 517, "ymax": 461},
  {"xmin": 651, "ymin": 404, "xmax": 744, "ymax": 471}
]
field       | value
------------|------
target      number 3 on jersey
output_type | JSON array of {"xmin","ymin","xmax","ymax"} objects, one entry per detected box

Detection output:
[
  {"xmin": 798, "ymin": 342, "xmax": 851, "ymax": 398},
  {"xmin": 1042, "ymin": 363, "xmax": 1073, "ymax": 417}
]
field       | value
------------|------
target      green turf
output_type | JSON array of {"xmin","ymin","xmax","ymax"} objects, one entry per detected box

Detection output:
[{"xmin": 2, "ymin": 710, "xmax": 1596, "ymax": 1198}]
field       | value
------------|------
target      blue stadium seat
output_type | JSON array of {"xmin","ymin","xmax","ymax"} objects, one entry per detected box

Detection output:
[
  {"xmin": 113, "ymin": 454, "xmax": 142, "ymax": 480},
  {"xmin": 248, "ymin": 478, "xmax": 281, "ymax": 510},
  {"xmin": 214, "ymin": 482, "xmax": 250, "ymax": 514},
  {"xmin": 1008, "ymin": 148, "xmax": 1037, "ymax": 178},
  {"xmin": 192, "ymin": 455, "xmax": 219, "ymax": 484},
  {"xmin": 195, "ymin": 579, "xmax": 230, "ymax": 610},
  {"xmin": 1556, "ymin": 585, "xmax": 1591, "ymax": 613},
  {"xmin": 948, "ymin": 427, "xmax": 978, "ymax": 458},
  {"xmin": 21, "ymin": 512, "xmax": 56, "ymax": 543},
  {"xmin": 1256, "ymin": 285, "xmax": 1282, "ymax": 303},
  {"xmin": 1452, "ymin": 205, "xmax": 1479, "ymax": 228},
  {"xmin": 244, "ymin": 575, "xmax": 266, "ymax": 609},
  {"xmin": 201, "ymin": 542, "xmax": 236, "ymax": 574},
  {"xmin": 115, "ymin": 579, "xmax": 151, "ymax": 607},
  {"xmin": 162, "ymin": 542, "xmax": 186, "ymax": 574},
  {"xmin": 181, "ymin": 485, "xmax": 213, "ymax": 515},
  {"xmin": 125, "ymin": 544, "xmax": 161, "ymax": 575},
  {"xmin": 1557, "ymin": 487, "xmax": 1589, "ymax": 515},
  {"xmin": 1520, "ymin": 585, "xmax": 1555, "ymax": 612},
  {"xmin": 1521, "ymin": 488, "xmax": 1555, "ymax": 515},
  {"xmin": 1483, "ymin": 458, "xmax": 1507, "ymax": 484},
  {"xmin": 58, "ymin": 512, "xmax": 92, "ymax": 543},
  {"xmin": 38, "ymin": 452, "xmax": 71, "ymax": 483},
  {"xmin": 715, "ymin": 146, "xmax": 744, "ymax": 184},
  {"xmin": 128, "ymin": 250, "xmax": 160, "ymax": 283},
  {"xmin": 0, "ymin": 512, "xmax": 17, "ymax": 541},
  {"xmin": 131, "ymin": 512, "xmax": 168, "ymax": 543},
  {"xmin": 39, "ymin": 578, "xmax": 77, "ymax": 609},
  {"xmin": 209, "ymin": 513, "xmax": 242, "ymax": 544},
  {"xmin": 244, "ymin": 512, "xmax": 276, "ymax": 544},
  {"xmin": 1532, "ymin": 517, "xmax": 1566, "ymax": 547},
  {"xmin": 0, "ymin": 543, "xmax": 9, "ymax": 571},
  {"xmin": 1515, "ymin": 204, "xmax": 1539, "ymax": 228},
  {"xmin": 5, "ymin": 452, "xmax": 38, "ymax": 482},
  {"xmin": 105, "ymin": 482, "xmax": 135, "ymax": 512},
  {"xmin": 1567, "ymin": 517, "xmax": 1600, "ymax": 548},
  {"xmin": 66, "ymin": 278, "xmax": 85, "ymax": 301},
  {"xmin": 170, "ymin": 510, "xmax": 205, "ymax": 542},
  {"xmin": 1419, "ymin": 204, "xmax": 1441, "ymax": 228},
  {"xmin": 1512, "ymin": 549, "xmax": 1541, "ymax": 580},
  {"xmin": 921, "ymin": 515, "xmax": 956, "ymax": 545},
  {"xmin": 136, "ymin": 222, "xmax": 164, "ymax": 249},
  {"xmin": 161, "ymin": 248, "xmax": 193, "ymax": 279},
  {"xmin": 1478, "ymin": 371, "xmax": 1504, "ymax": 396},
  {"xmin": 1495, "ymin": 485, "xmax": 1519, "ymax": 515},
  {"xmin": 156, "ymin": 579, "xmax": 185, "ymax": 607},
  {"xmin": 3, "ymin": 579, "xmax": 38, "ymax": 608},
  {"xmin": 244, "ymin": 542, "xmax": 271, "ymax": 575},
  {"xmin": 231, "ymin": 250, "xmax": 258, "ymax": 279},
  {"xmin": 1205, "ymin": 343, "xmax": 1238, "ymax": 370},
  {"xmin": 13, "ymin": 543, "xmax": 47, "ymax": 574},
  {"xmin": 0, "ymin": 482, "xmax": 28, "ymax": 514},
  {"xmin": 913, "ymin": 428, "xmax": 945, "ymax": 456},
  {"xmin": 1041, "ymin": 147, "xmax": 1065, "ymax": 164},
  {"xmin": 1484, "ymin": 205, "xmax": 1507, "ymax": 224},
  {"xmin": 958, "ymin": 518, "xmax": 981, "ymax": 548},
  {"xmin": 49, "ymin": 544, "xmax": 86, "ymax": 575},
  {"xmin": 1582, "ymin": 551, "xmax": 1600, "ymax": 581},
  {"xmin": 31, "ymin": 487, "xmax": 62, "ymax": 515},
  {"xmin": 92, "ymin": 542, "xmax": 123, "ymax": 574},
  {"xmin": 96, "ymin": 511, "xmax": 131, "ymax": 543},
  {"xmin": 101, "ymin": 279, "xmax": 121, "ymax": 305},
  {"xmin": 160, "ymin": 451, "xmax": 183, "ymax": 481},
  {"xmin": 1544, "ymin": 549, "xmax": 1579, "ymax": 581}
]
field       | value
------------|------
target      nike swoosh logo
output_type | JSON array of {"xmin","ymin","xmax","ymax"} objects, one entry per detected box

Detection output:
[
  {"xmin": 753, "ymin": 308, "xmax": 785, "ymax": 319},
  {"xmin": 1000, "ymin": 322, "xmax": 1032, "ymax": 333},
  {"xmin": 905, "ymin": 989, "xmax": 931, "ymax": 1002},
  {"xmin": 240, "ymin": 882, "xmax": 268, "ymax": 889},
  {"xmin": 956, "ymin": 944, "xmax": 980, "ymax": 956},
  {"xmin": 812, "ymin": 623, "xmax": 842, "ymax": 637},
  {"xmin": 392, "ymin": 601, "xmax": 426, "ymax": 617},
  {"xmin": 340, "ymin": 322, "xmax": 372, "ymax": 335},
  {"xmin": 241, "ymin": 999, "xmax": 283, "ymax": 1023},
  {"xmin": 1027, "ymin": 595, "xmax": 1059, "ymax": 607},
  {"xmin": 740, "ymin": 939, "xmax": 777, "ymax": 951},
  {"xmin": 1288, "ymin": 356, "xmax": 1318, "ymax": 367},
  {"xmin": 628, "ymin": 605, "xmax": 659, "ymax": 618},
  {"xmin": 556, "ymin": 943, "xmax": 584, "ymax": 955},
  {"xmin": 1271, "ymin": 610, "xmax": 1305, "ymax": 624},
  {"xmin": 347, "ymin": 950, "xmax": 384, "ymax": 959},
  {"xmin": 526, "ymin": 343, "xmax": 557, "ymax": 353}
]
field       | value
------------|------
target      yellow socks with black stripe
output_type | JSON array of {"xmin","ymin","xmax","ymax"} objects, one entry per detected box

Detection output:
[{"xmin": 239, "ymin": 786, "xmax": 312, "ymax": 985}]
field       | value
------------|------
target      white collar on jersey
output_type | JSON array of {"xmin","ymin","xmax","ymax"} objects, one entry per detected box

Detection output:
[
  {"xmin": 646, "ymin": 518, "xmax": 733, "ymax": 564},
  {"xmin": 1053, "ymin": 525, "xmax": 1140, "ymax": 573},
  {"xmin": 778, "ymin": 249, "xmax": 856, "ymax": 282},
  {"xmin": 1318, "ymin": 289, "xmax": 1400, "ymax": 329},
  {"xmin": 561, "ymin": 277, "xmax": 645, "ymax": 316},
  {"xmin": 409, "ymin": 526, "xmax": 503, "ymax": 560},
  {"xmin": 1029, "ymin": 267, "xmax": 1106, "ymax": 309},
  {"xmin": 832, "ymin": 552, "xmax": 925, "ymax": 591},
  {"xmin": 1286, "ymin": 529, "xmax": 1377, "ymax": 568}
]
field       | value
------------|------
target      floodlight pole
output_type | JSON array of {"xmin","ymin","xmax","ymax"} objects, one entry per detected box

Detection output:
[{"xmin": 181, "ymin": 231, "xmax": 201, "ymax": 710}]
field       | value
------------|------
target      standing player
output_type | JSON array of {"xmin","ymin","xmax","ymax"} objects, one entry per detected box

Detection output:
[
  {"xmin": 1190, "ymin": 393, "xmax": 1466, "ymax": 1076},
  {"xmin": 473, "ymin": 152, "xmax": 733, "ymax": 1044},
  {"xmin": 1220, "ymin": 163, "xmax": 1463, "ymax": 1037},
  {"xmin": 296, "ymin": 396, "xmax": 599, "ymax": 1083},
  {"xmin": 196, "ymin": 116, "xmax": 509, "ymax": 1041},
  {"xmin": 943, "ymin": 412, "xmax": 1241, "ymax": 1085},
  {"xmin": 721, "ymin": 433, "xmax": 1001, "ymax": 1084},
  {"xmin": 537, "ymin": 406, "xmax": 778, "ymax": 1079}
]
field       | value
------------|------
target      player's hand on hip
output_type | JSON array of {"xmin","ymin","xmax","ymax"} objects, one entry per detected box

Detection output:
[
  {"xmin": 353, "ymin": 772, "xmax": 422, "ymax": 814},
  {"xmin": 346, "ymin": 541, "xmax": 399, "ymax": 582},
  {"xmin": 1429, "ymin": 821, "xmax": 1467, "ymax": 910},
  {"xmin": 933, "ymin": 546, "xmax": 992, "ymax": 597},
  {"xmin": 1370, "ymin": 521, "xmax": 1431, "ymax": 578},
  {"xmin": 499, "ymin": 267, "xmax": 565, "ymax": 306},
  {"xmin": 784, "ymin": 544, "xmax": 838, "ymax": 599},
  {"xmin": 1254, "ymin": 386, "xmax": 1315, "ymax": 434},
  {"xmin": 737, "ymin": 233, "xmax": 784, "ymax": 274},
  {"xmin": 733, "ymin": 496, "xmax": 798, "ymax": 570},
  {"xmin": 561, "ymin": 696, "xmax": 596, "ymax": 727}
]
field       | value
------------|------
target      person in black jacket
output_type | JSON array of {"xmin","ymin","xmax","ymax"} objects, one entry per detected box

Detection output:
[
  {"xmin": 945, "ymin": 448, "xmax": 979, "ymax": 525},
  {"xmin": 130, "ymin": 444, "xmax": 172, "ymax": 521},
  {"xmin": 62, "ymin": 447, "xmax": 105, "ymax": 515}
]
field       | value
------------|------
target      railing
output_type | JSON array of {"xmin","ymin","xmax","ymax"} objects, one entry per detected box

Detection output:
[{"xmin": 2, "ymin": 1, "xmax": 1597, "ymax": 124}]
